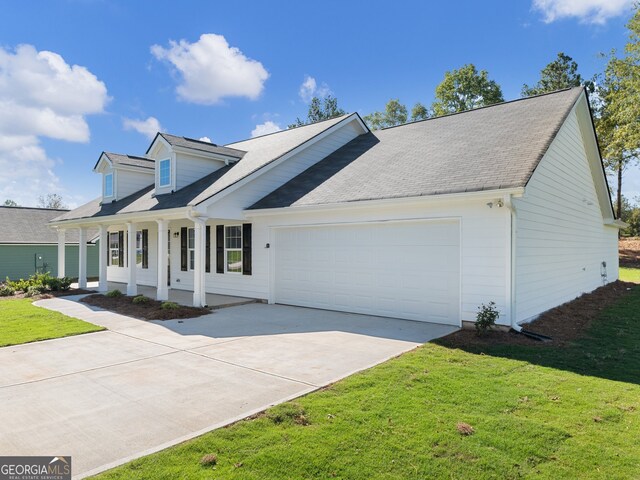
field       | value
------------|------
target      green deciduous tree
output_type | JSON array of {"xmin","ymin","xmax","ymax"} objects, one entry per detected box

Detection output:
[
  {"xmin": 3, "ymin": 199, "xmax": 19, "ymax": 207},
  {"xmin": 363, "ymin": 99, "xmax": 408, "ymax": 130},
  {"xmin": 594, "ymin": 6, "xmax": 640, "ymax": 220},
  {"xmin": 522, "ymin": 52, "xmax": 591, "ymax": 97},
  {"xmin": 289, "ymin": 95, "xmax": 346, "ymax": 128},
  {"xmin": 431, "ymin": 64, "xmax": 504, "ymax": 116},
  {"xmin": 411, "ymin": 102, "xmax": 430, "ymax": 121}
]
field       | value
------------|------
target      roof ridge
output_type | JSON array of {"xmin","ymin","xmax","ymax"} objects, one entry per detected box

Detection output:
[
  {"xmin": 225, "ymin": 113, "xmax": 352, "ymax": 146},
  {"xmin": 379, "ymin": 86, "xmax": 582, "ymax": 132}
]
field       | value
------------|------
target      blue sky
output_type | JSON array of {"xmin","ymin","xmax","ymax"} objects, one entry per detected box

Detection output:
[{"xmin": 1, "ymin": 0, "xmax": 638, "ymax": 208}]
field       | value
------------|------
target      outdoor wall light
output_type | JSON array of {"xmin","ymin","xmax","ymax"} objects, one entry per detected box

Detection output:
[{"xmin": 173, "ymin": 232, "xmax": 179, "ymax": 238}]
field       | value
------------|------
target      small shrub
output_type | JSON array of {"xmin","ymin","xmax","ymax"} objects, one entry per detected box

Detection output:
[
  {"xmin": 457, "ymin": 422, "xmax": 475, "ymax": 436},
  {"xmin": 160, "ymin": 301, "xmax": 179, "ymax": 310},
  {"xmin": 475, "ymin": 301, "xmax": 499, "ymax": 335},
  {"xmin": 0, "ymin": 285, "xmax": 15, "ymax": 296},
  {"xmin": 6, "ymin": 278, "xmax": 30, "ymax": 292},
  {"xmin": 132, "ymin": 295, "xmax": 151, "ymax": 305},
  {"xmin": 199, "ymin": 454, "xmax": 217, "ymax": 467},
  {"xmin": 24, "ymin": 285, "xmax": 45, "ymax": 298},
  {"xmin": 105, "ymin": 289, "xmax": 123, "ymax": 298},
  {"xmin": 266, "ymin": 402, "xmax": 309, "ymax": 425},
  {"xmin": 59, "ymin": 277, "xmax": 73, "ymax": 291}
]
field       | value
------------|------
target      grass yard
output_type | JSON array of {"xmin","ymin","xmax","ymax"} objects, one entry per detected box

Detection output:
[
  {"xmin": 0, "ymin": 298, "xmax": 103, "ymax": 347},
  {"xmin": 620, "ymin": 266, "xmax": 640, "ymax": 283},
  {"xmin": 95, "ymin": 285, "xmax": 640, "ymax": 480}
]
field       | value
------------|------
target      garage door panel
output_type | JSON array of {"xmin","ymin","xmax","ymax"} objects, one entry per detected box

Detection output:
[{"xmin": 274, "ymin": 221, "xmax": 460, "ymax": 325}]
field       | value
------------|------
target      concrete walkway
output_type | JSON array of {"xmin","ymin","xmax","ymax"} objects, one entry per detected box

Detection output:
[{"xmin": 0, "ymin": 296, "xmax": 457, "ymax": 478}]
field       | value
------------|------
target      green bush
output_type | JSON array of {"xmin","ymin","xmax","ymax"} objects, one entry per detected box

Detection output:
[
  {"xmin": 24, "ymin": 285, "xmax": 45, "ymax": 298},
  {"xmin": 475, "ymin": 301, "xmax": 499, "ymax": 334},
  {"xmin": 105, "ymin": 289, "xmax": 123, "ymax": 298},
  {"xmin": 160, "ymin": 301, "xmax": 179, "ymax": 310},
  {"xmin": 132, "ymin": 295, "xmax": 151, "ymax": 305},
  {"xmin": 58, "ymin": 277, "xmax": 73, "ymax": 291},
  {"xmin": 0, "ymin": 285, "xmax": 15, "ymax": 297},
  {"xmin": 5, "ymin": 278, "xmax": 30, "ymax": 292}
]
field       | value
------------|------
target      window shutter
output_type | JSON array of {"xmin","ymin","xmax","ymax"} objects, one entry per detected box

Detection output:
[
  {"xmin": 118, "ymin": 231, "xmax": 124, "ymax": 267},
  {"xmin": 180, "ymin": 227, "xmax": 188, "ymax": 271},
  {"xmin": 205, "ymin": 226, "xmax": 211, "ymax": 273},
  {"xmin": 216, "ymin": 225, "xmax": 224, "ymax": 274},
  {"xmin": 242, "ymin": 223, "xmax": 252, "ymax": 275},
  {"xmin": 142, "ymin": 229, "xmax": 149, "ymax": 269}
]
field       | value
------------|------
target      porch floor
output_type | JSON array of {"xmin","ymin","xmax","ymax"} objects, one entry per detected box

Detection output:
[{"xmin": 103, "ymin": 282, "xmax": 258, "ymax": 308}]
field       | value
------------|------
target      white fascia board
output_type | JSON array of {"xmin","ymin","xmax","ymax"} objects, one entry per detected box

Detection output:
[
  {"xmin": 605, "ymin": 219, "xmax": 628, "ymax": 229},
  {"xmin": 48, "ymin": 207, "xmax": 189, "ymax": 228},
  {"xmin": 93, "ymin": 154, "xmax": 112, "ymax": 173},
  {"xmin": 147, "ymin": 134, "xmax": 172, "ymax": 160},
  {"xmin": 243, "ymin": 187, "xmax": 526, "ymax": 217},
  {"xmin": 191, "ymin": 113, "xmax": 367, "ymax": 211}
]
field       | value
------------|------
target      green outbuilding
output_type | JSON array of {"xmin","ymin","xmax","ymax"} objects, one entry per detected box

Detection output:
[{"xmin": 0, "ymin": 206, "xmax": 99, "ymax": 281}]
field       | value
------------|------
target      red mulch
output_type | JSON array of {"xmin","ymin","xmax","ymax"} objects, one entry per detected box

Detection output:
[
  {"xmin": 438, "ymin": 280, "xmax": 638, "ymax": 348},
  {"xmin": 80, "ymin": 294, "xmax": 212, "ymax": 320},
  {"xmin": 620, "ymin": 237, "xmax": 640, "ymax": 268}
]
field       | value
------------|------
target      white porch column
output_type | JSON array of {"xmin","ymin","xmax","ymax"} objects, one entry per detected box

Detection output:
[
  {"xmin": 98, "ymin": 225, "xmax": 108, "ymax": 292},
  {"xmin": 57, "ymin": 229, "xmax": 66, "ymax": 278},
  {"xmin": 192, "ymin": 218, "xmax": 207, "ymax": 307},
  {"xmin": 78, "ymin": 227, "xmax": 87, "ymax": 289},
  {"xmin": 126, "ymin": 222, "xmax": 137, "ymax": 296},
  {"xmin": 156, "ymin": 219, "xmax": 169, "ymax": 301}
]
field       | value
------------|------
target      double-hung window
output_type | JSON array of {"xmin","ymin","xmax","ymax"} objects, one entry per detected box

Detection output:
[
  {"xmin": 224, "ymin": 226, "xmax": 242, "ymax": 273},
  {"xmin": 109, "ymin": 232, "xmax": 119, "ymax": 266},
  {"xmin": 159, "ymin": 158, "xmax": 171, "ymax": 187},
  {"xmin": 104, "ymin": 173, "xmax": 113, "ymax": 197},
  {"xmin": 188, "ymin": 227, "xmax": 195, "ymax": 270}
]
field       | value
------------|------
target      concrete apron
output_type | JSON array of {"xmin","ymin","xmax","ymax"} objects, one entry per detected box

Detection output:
[{"xmin": 0, "ymin": 296, "xmax": 457, "ymax": 478}]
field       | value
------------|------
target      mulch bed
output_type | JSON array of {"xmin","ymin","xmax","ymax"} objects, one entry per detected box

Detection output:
[
  {"xmin": 80, "ymin": 294, "xmax": 212, "ymax": 320},
  {"xmin": 620, "ymin": 237, "xmax": 640, "ymax": 268},
  {"xmin": 0, "ymin": 288, "xmax": 96, "ymax": 301},
  {"xmin": 438, "ymin": 280, "xmax": 638, "ymax": 348}
]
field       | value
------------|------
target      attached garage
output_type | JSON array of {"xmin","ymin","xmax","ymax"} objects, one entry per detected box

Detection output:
[{"xmin": 273, "ymin": 219, "xmax": 460, "ymax": 326}]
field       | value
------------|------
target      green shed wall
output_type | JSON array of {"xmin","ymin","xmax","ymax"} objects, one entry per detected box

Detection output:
[{"xmin": 0, "ymin": 243, "xmax": 99, "ymax": 281}]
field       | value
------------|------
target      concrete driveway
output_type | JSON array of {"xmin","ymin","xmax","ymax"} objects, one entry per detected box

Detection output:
[{"xmin": 0, "ymin": 296, "xmax": 457, "ymax": 478}]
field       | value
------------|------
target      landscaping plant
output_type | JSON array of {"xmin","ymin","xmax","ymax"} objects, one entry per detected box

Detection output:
[{"xmin": 475, "ymin": 301, "xmax": 499, "ymax": 334}]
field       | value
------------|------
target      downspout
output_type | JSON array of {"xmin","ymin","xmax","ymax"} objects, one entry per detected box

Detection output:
[{"xmin": 503, "ymin": 194, "xmax": 521, "ymax": 333}]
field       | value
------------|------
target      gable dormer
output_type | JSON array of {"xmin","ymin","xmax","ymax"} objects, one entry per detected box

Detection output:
[
  {"xmin": 93, "ymin": 152, "xmax": 155, "ymax": 203},
  {"xmin": 146, "ymin": 133, "xmax": 245, "ymax": 195}
]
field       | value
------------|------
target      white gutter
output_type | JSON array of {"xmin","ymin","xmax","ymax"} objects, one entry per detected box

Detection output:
[{"xmin": 503, "ymin": 193, "xmax": 521, "ymax": 332}]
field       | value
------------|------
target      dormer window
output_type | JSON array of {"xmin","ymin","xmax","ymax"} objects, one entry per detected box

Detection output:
[
  {"xmin": 104, "ymin": 173, "xmax": 113, "ymax": 197},
  {"xmin": 159, "ymin": 158, "xmax": 171, "ymax": 187}
]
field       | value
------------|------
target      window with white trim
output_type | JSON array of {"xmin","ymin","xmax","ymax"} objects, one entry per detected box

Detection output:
[
  {"xmin": 104, "ymin": 173, "xmax": 113, "ymax": 197},
  {"xmin": 224, "ymin": 225, "xmax": 242, "ymax": 273},
  {"xmin": 188, "ymin": 227, "xmax": 195, "ymax": 270},
  {"xmin": 136, "ymin": 231, "xmax": 143, "ymax": 267},
  {"xmin": 159, "ymin": 158, "xmax": 171, "ymax": 187},
  {"xmin": 109, "ymin": 232, "xmax": 119, "ymax": 266}
]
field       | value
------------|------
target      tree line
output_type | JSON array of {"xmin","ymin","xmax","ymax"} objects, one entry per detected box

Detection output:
[{"xmin": 292, "ymin": 7, "xmax": 640, "ymax": 236}]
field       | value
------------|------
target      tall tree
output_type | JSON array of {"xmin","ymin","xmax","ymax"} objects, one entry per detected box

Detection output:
[
  {"xmin": 411, "ymin": 102, "xmax": 430, "ymax": 121},
  {"xmin": 363, "ymin": 99, "xmax": 408, "ymax": 130},
  {"xmin": 431, "ymin": 64, "xmax": 504, "ymax": 116},
  {"xmin": 522, "ymin": 52, "xmax": 590, "ymax": 97},
  {"xmin": 37, "ymin": 193, "xmax": 67, "ymax": 209},
  {"xmin": 289, "ymin": 95, "xmax": 346, "ymax": 128},
  {"xmin": 3, "ymin": 199, "xmax": 19, "ymax": 207},
  {"xmin": 594, "ymin": 6, "xmax": 640, "ymax": 219}
]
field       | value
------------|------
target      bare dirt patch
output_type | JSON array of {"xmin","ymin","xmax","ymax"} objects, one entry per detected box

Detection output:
[
  {"xmin": 620, "ymin": 237, "xmax": 640, "ymax": 268},
  {"xmin": 80, "ymin": 294, "xmax": 212, "ymax": 320},
  {"xmin": 438, "ymin": 280, "xmax": 637, "ymax": 348}
]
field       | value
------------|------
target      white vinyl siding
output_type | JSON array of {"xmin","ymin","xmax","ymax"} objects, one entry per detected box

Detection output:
[
  {"xmin": 513, "ymin": 109, "xmax": 619, "ymax": 323},
  {"xmin": 114, "ymin": 169, "xmax": 154, "ymax": 200},
  {"xmin": 174, "ymin": 152, "xmax": 228, "ymax": 190}
]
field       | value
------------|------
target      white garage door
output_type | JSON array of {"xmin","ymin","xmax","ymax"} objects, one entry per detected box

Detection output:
[{"xmin": 273, "ymin": 220, "xmax": 460, "ymax": 325}]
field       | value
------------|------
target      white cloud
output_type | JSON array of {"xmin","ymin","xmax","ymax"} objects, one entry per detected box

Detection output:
[
  {"xmin": 298, "ymin": 75, "xmax": 331, "ymax": 103},
  {"xmin": 251, "ymin": 121, "xmax": 281, "ymax": 138},
  {"xmin": 0, "ymin": 44, "xmax": 108, "ymax": 206},
  {"xmin": 198, "ymin": 136, "xmax": 212, "ymax": 143},
  {"xmin": 151, "ymin": 33, "xmax": 269, "ymax": 104},
  {"xmin": 532, "ymin": 0, "xmax": 633, "ymax": 24},
  {"xmin": 123, "ymin": 116, "xmax": 162, "ymax": 140}
]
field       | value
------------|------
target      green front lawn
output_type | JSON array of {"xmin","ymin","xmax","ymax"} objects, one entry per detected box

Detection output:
[
  {"xmin": 96, "ymin": 286, "xmax": 640, "ymax": 480},
  {"xmin": 0, "ymin": 298, "xmax": 104, "ymax": 347},
  {"xmin": 620, "ymin": 266, "xmax": 640, "ymax": 283}
]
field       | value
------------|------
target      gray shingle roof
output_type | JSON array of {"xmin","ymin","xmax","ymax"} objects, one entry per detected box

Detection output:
[
  {"xmin": 249, "ymin": 88, "xmax": 584, "ymax": 209},
  {"xmin": 0, "ymin": 207, "xmax": 97, "ymax": 243},
  {"xmin": 102, "ymin": 152, "xmax": 154, "ymax": 170},
  {"xmin": 158, "ymin": 133, "xmax": 246, "ymax": 159}
]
